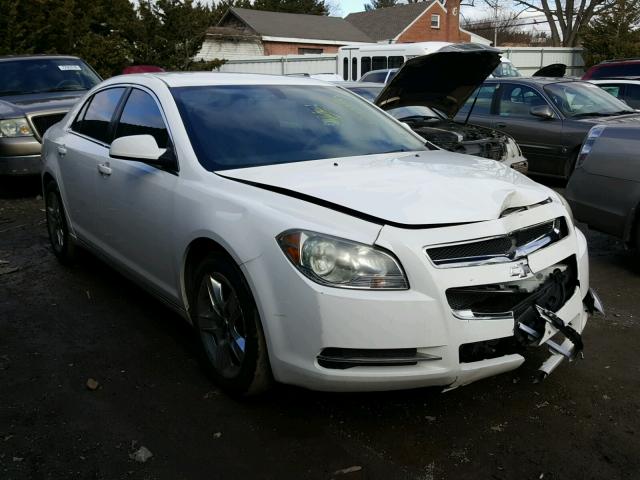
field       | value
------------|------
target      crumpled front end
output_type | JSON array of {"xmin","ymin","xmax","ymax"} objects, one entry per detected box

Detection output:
[{"xmin": 374, "ymin": 198, "xmax": 594, "ymax": 390}]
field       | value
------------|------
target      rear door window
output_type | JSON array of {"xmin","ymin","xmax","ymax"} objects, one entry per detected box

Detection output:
[
  {"xmin": 592, "ymin": 63, "xmax": 640, "ymax": 79},
  {"xmin": 72, "ymin": 87, "xmax": 126, "ymax": 144},
  {"xmin": 114, "ymin": 89, "xmax": 169, "ymax": 148}
]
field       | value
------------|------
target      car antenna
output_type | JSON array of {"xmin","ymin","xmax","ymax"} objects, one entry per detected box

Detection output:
[{"xmin": 463, "ymin": 88, "xmax": 481, "ymax": 125}]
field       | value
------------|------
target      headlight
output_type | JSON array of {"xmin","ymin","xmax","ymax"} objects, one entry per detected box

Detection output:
[
  {"xmin": 555, "ymin": 193, "xmax": 575, "ymax": 224},
  {"xmin": 277, "ymin": 230, "xmax": 409, "ymax": 290},
  {"xmin": 504, "ymin": 136, "xmax": 523, "ymax": 160},
  {"xmin": 0, "ymin": 118, "xmax": 33, "ymax": 137},
  {"xmin": 576, "ymin": 124, "xmax": 605, "ymax": 169}
]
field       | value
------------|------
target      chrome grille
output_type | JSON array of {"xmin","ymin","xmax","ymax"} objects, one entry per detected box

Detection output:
[
  {"xmin": 426, "ymin": 217, "xmax": 568, "ymax": 268},
  {"xmin": 30, "ymin": 113, "xmax": 66, "ymax": 140}
]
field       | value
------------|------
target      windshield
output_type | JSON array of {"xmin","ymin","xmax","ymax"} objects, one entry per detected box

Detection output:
[
  {"xmin": 0, "ymin": 58, "xmax": 101, "ymax": 96},
  {"xmin": 172, "ymin": 85, "xmax": 426, "ymax": 171},
  {"xmin": 343, "ymin": 86, "xmax": 383, "ymax": 102},
  {"xmin": 387, "ymin": 106, "xmax": 442, "ymax": 120},
  {"xmin": 544, "ymin": 81, "xmax": 635, "ymax": 118},
  {"xmin": 492, "ymin": 62, "xmax": 521, "ymax": 78}
]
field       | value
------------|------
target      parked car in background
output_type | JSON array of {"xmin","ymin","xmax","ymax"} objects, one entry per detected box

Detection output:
[
  {"xmin": 589, "ymin": 79, "xmax": 640, "ymax": 109},
  {"xmin": 339, "ymin": 81, "xmax": 383, "ymax": 102},
  {"xmin": 582, "ymin": 58, "xmax": 640, "ymax": 80},
  {"xmin": 0, "ymin": 54, "xmax": 101, "ymax": 175},
  {"xmin": 366, "ymin": 45, "xmax": 528, "ymax": 172},
  {"xmin": 358, "ymin": 68, "xmax": 398, "ymax": 84},
  {"xmin": 42, "ymin": 72, "xmax": 597, "ymax": 394},
  {"xmin": 566, "ymin": 124, "xmax": 640, "ymax": 249},
  {"xmin": 455, "ymin": 77, "xmax": 640, "ymax": 179}
]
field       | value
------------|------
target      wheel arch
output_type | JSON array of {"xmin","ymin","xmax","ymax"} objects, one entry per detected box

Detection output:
[{"xmin": 181, "ymin": 236, "xmax": 244, "ymax": 321}]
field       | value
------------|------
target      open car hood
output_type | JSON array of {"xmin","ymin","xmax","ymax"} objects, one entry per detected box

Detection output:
[
  {"xmin": 533, "ymin": 63, "xmax": 567, "ymax": 77},
  {"xmin": 375, "ymin": 44, "xmax": 502, "ymax": 119}
]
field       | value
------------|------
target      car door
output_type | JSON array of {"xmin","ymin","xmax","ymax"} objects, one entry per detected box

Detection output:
[
  {"xmin": 57, "ymin": 87, "xmax": 127, "ymax": 244},
  {"xmin": 455, "ymin": 83, "xmax": 499, "ymax": 128},
  {"xmin": 491, "ymin": 82, "xmax": 567, "ymax": 177},
  {"xmin": 93, "ymin": 87, "xmax": 180, "ymax": 301}
]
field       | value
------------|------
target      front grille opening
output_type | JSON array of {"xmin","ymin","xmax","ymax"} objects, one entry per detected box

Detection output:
[
  {"xmin": 318, "ymin": 347, "xmax": 429, "ymax": 370},
  {"xmin": 447, "ymin": 255, "xmax": 577, "ymax": 319},
  {"xmin": 427, "ymin": 217, "xmax": 568, "ymax": 267},
  {"xmin": 459, "ymin": 337, "xmax": 521, "ymax": 363},
  {"xmin": 30, "ymin": 113, "xmax": 66, "ymax": 140}
]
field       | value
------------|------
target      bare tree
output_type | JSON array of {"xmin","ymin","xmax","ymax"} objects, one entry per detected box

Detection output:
[{"xmin": 512, "ymin": 0, "xmax": 612, "ymax": 46}]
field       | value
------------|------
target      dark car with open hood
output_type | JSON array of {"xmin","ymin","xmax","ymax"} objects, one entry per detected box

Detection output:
[
  {"xmin": 0, "ymin": 55, "xmax": 101, "ymax": 175},
  {"xmin": 370, "ymin": 44, "xmax": 528, "ymax": 173}
]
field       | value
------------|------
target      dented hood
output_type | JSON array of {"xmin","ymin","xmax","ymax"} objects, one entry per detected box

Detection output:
[
  {"xmin": 375, "ymin": 44, "xmax": 502, "ymax": 119},
  {"xmin": 218, "ymin": 151, "xmax": 550, "ymax": 227}
]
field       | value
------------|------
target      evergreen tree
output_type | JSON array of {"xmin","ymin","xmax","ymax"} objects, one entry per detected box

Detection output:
[{"xmin": 582, "ymin": 0, "xmax": 640, "ymax": 66}]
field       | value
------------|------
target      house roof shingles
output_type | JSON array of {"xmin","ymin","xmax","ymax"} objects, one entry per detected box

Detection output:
[
  {"xmin": 227, "ymin": 7, "xmax": 373, "ymax": 43},
  {"xmin": 345, "ymin": 1, "xmax": 437, "ymax": 42}
]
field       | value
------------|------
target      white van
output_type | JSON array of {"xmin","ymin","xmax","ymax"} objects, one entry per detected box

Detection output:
[{"xmin": 338, "ymin": 42, "xmax": 521, "ymax": 81}]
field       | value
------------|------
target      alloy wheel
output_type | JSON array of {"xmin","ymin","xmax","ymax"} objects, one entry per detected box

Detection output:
[{"xmin": 196, "ymin": 272, "xmax": 247, "ymax": 378}]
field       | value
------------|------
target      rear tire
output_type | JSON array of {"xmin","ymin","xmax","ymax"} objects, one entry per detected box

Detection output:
[
  {"xmin": 190, "ymin": 252, "xmax": 271, "ymax": 396},
  {"xmin": 44, "ymin": 181, "xmax": 75, "ymax": 264}
]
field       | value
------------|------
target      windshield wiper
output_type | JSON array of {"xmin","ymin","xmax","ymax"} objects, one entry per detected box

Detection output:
[{"xmin": 42, "ymin": 87, "xmax": 86, "ymax": 93}]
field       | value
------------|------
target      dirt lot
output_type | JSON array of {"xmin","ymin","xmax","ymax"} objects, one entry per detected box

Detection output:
[{"xmin": 1, "ymin": 178, "xmax": 639, "ymax": 480}]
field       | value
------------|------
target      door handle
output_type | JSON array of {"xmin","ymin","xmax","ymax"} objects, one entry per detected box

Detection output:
[
  {"xmin": 494, "ymin": 123, "xmax": 507, "ymax": 129},
  {"xmin": 57, "ymin": 145, "xmax": 67, "ymax": 157},
  {"xmin": 97, "ymin": 162, "xmax": 112, "ymax": 176}
]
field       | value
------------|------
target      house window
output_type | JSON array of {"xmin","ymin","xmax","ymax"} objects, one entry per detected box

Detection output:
[
  {"xmin": 299, "ymin": 48, "xmax": 323, "ymax": 54},
  {"xmin": 431, "ymin": 14, "xmax": 440, "ymax": 29}
]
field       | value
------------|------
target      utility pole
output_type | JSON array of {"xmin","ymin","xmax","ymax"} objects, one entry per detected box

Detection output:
[{"xmin": 493, "ymin": 0, "xmax": 498, "ymax": 47}]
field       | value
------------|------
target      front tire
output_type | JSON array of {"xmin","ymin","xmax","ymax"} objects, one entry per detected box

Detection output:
[
  {"xmin": 44, "ymin": 181, "xmax": 75, "ymax": 263},
  {"xmin": 191, "ymin": 252, "xmax": 271, "ymax": 395}
]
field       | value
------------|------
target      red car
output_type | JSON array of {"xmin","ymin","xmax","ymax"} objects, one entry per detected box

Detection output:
[
  {"xmin": 582, "ymin": 59, "xmax": 640, "ymax": 80},
  {"xmin": 122, "ymin": 65, "xmax": 165, "ymax": 75}
]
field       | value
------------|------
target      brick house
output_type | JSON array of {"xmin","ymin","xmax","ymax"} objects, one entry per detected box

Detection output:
[
  {"xmin": 197, "ymin": 7, "xmax": 371, "ymax": 61},
  {"xmin": 345, "ymin": 1, "xmax": 471, "ymax": 44},
  {"xmin": 196, "ymin": 3, "xmax": 476, "ymax": 62}
]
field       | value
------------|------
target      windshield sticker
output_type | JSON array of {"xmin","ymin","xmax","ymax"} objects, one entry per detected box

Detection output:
[{"xmin": 58, "ymin": 65, "xmax": 82, "ymax": 71}]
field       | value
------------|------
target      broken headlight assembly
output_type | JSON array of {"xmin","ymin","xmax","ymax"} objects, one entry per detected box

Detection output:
[
  {"xmin": 277, "ymin": 230, "xmax": 408, "ymax": 290},
  {"xmin": 555, "ymin": 193, "xmax": 575, "ymax": 224}
]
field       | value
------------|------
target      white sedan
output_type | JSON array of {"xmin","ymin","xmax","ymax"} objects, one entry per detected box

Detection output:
[{"xmin": 41, "ymin": 73, "xmax": 600, "ymax": 395}]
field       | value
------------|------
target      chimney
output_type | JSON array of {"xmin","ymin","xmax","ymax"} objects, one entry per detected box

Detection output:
[{"xmin": 445, "ymin": 0, "xmax": 462, "ymax": 42}]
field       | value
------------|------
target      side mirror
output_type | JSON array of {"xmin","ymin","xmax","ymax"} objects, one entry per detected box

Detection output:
[
  {"xmin": 530, "ymin": 105, "xmax": 555, "ymax": 119},
  {"xmin": 109, "ymin": 134, "xmax": 178, "ymax": 171}
]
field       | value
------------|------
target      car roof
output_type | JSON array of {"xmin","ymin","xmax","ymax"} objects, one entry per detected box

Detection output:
[
  {"xmin": 339, "ymin": 81, "xmax": 384, "ymax": 88},
  {"xmin": 0, "ymin": 54, "xmax": 82, "ymax": 62},
  {"xmin": 106, "ymin": 72, "xmax": 333, "ymax": 88},
  {"xmin": 483, "ymin": 76, "xmax": 586, "ymax": 86},
  {"xmin": 590, "ymin": 78, "xmax": 640, "ymax": 84},
  {"xmin": 362, "ymin": 69, "xmax": 398, "ymax": 75}
]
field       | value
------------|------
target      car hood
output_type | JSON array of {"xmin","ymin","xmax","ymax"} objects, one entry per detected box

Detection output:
[
  {"xmin": 218, "ymin": 151, "xmax": 549, "ymax": 227},
  {"xmin": 375, "ymin": 44, "xmax": 502, "ymax": 119},
  {"xmin": 0, "ymin": 91, "xmax": 86, "ymax": 117},
  {"xmin": 576, "ymin": 113, "xmax": 640, "ymax": 125}
]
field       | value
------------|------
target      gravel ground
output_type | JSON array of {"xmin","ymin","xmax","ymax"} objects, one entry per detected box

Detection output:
[{"xmin": 1, "ymin": 177, "xmax": 639, "ymax": 480}]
